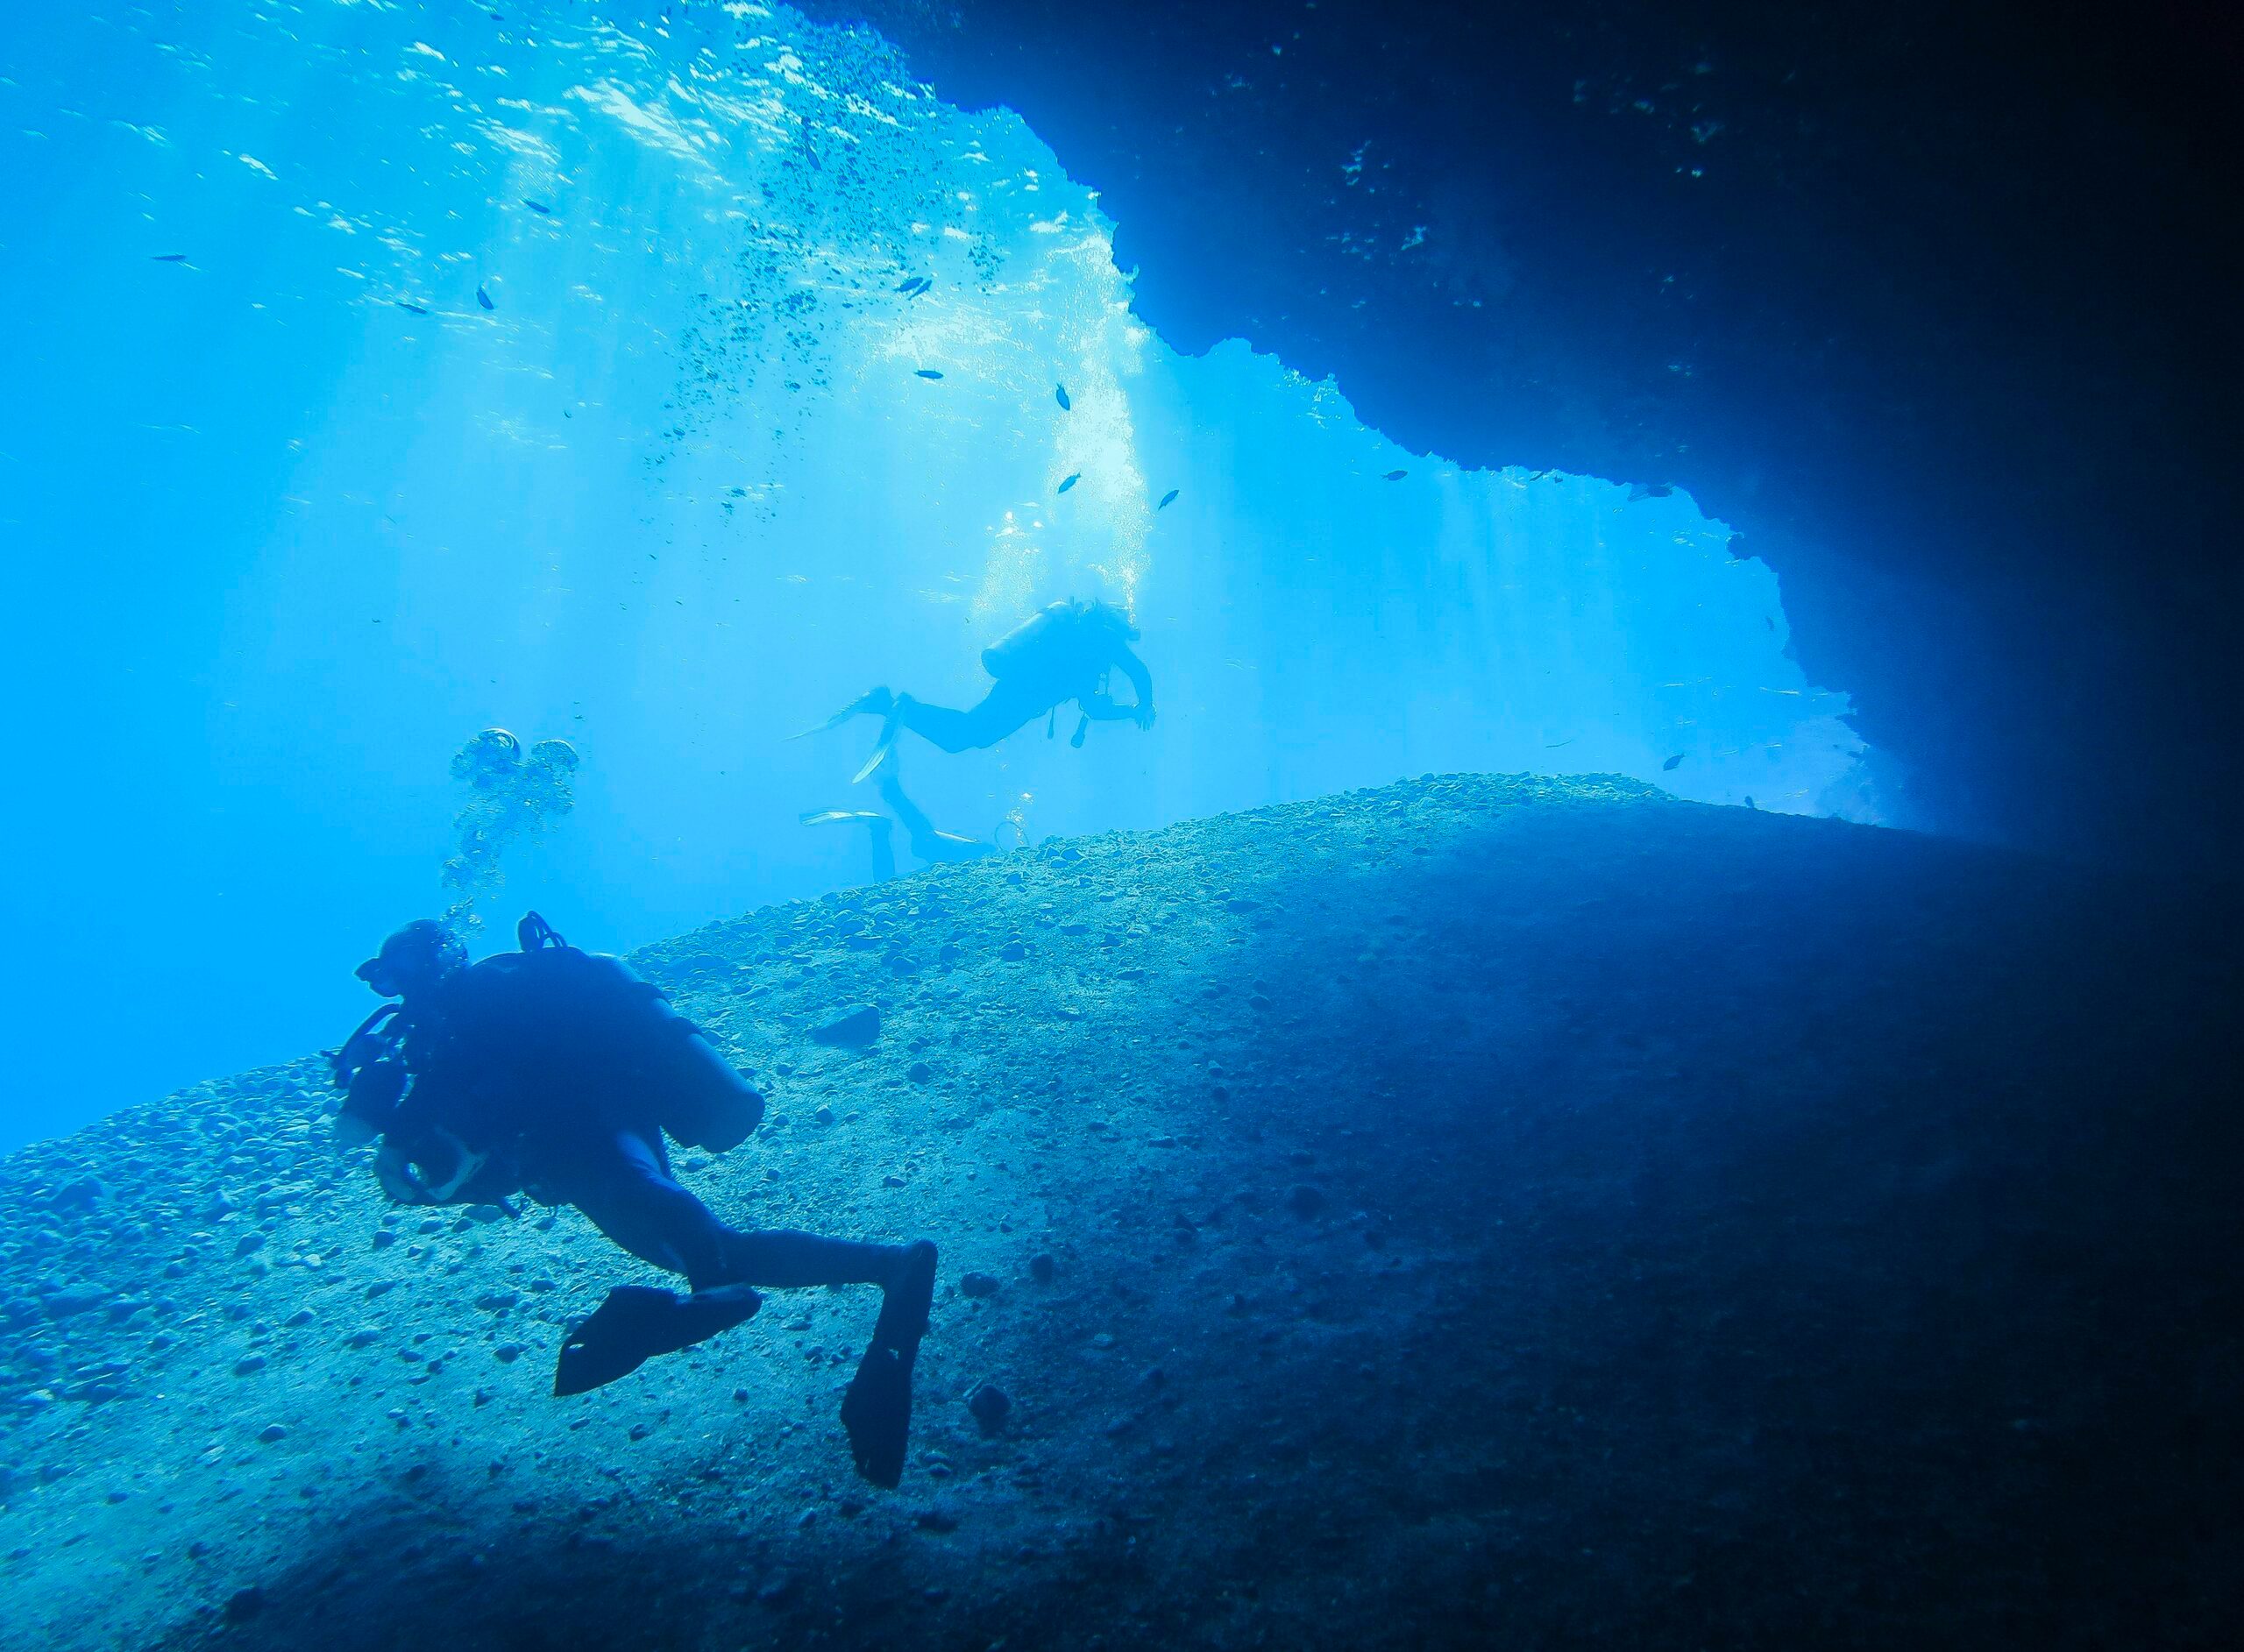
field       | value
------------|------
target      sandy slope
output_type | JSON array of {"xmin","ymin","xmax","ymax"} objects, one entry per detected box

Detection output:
[{"xmin": 1, "ymin": 775, "xmax": 2236, "ymax": 1650}]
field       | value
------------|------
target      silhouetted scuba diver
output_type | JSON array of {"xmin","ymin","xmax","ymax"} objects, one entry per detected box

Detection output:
[
  {"xmin": 800, "ymin": 753, "xmax": 1021, "ymax": 882},
  {"xmin": 813, "ymin": 598, "xmax": 1154, "ymax": 782},
  {"xmin": 329, "ymin": 913, "xmax": 937, "ymax": 1488}
]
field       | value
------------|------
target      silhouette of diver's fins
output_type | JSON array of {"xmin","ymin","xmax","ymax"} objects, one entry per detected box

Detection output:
[
  {"xmin": 790, "ymin": 688, "xmax": 892, "ymax": 741},
  {"xmin": 553, "ymin": 1282, "xmax": 763, "ymax": 1398},
  {"xmin": 851, "ymin": 711, "xmax": 901, "ymax": 784},
  {"xmin": 841, "ymin": 1238, "xmax": 937, "ymax": 1487}
]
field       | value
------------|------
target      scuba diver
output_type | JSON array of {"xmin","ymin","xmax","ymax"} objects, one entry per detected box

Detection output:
[
  {"xmin": 800, "ymin": 751, "xmax": 1020, "ymax": 883},
  {"xmin": 811, "ymin": 598, "xmax": 1154, "ymax": 782},
  {"xmin": 329, "ymin": 913, "xmax": 938, "ymax": 1488}
]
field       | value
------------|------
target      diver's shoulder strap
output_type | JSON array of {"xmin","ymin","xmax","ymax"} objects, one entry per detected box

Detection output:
[{"xmin": 517, "ymin": 911, "xmax": 567, "ymax": 952}]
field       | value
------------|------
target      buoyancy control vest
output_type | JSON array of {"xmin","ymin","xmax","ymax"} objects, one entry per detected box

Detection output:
[{"xmin": 349, "ymin": 914, "xmax": 762, "ymax": 1202}]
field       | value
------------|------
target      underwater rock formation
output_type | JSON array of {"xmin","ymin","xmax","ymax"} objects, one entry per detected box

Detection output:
[{"xmin": 1, "ymin": 776, "xmax": 2236, "ymax": 1648}]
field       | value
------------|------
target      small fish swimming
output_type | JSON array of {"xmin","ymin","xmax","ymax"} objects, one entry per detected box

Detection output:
[
  {"xmin": 394, "ymin": 300, "xmax": 430, "ymax": 315},
  {"xmin": 1627, "ymin": 482, "xmax": 1674, "ymax": 501},
  {"xmin": 1055, "ymin": 384, "xmax": 1071, "ymax": 411},
  {"xmin": 1662, "ymin": 753, "xmax": 1684, "ymax": 771},
  {"xmin": 150, "ymin": 253, "xmax": 189, "ymax": 263},
  {"xmin": 915, "ymin": 369, "xmax": 944, "ymax": 379},
  {"xmin": 477, "ymin": 285, "xmax": 494, "ymax": 311},
  {"xmin": 522, "ymin": 198, "xmax": 551, "ymax": 215},
  {"xmin": 1382, "ymin": 469, "xmax": 1407, "ymax": 481},
  {"xmin": 1158, "ymin": 488, "xmax": 1179, "ymax": 509},
  {"xmin": 1057, "ymin": 472, "xmax": 1081, "ymax": 493},
  {"xmin": 893, "ymin": 275, "xmax": 932, "ymax": 297}
]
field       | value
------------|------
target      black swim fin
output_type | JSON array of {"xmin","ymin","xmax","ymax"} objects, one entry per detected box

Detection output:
[
  {"xmin": 791, "ymin": 688, "xmax": 893, "ymax": 741},
  {"xmin": 553, "ymin": 1282, "xmax": 763, "ymax": 1398},
  {"xmin": 841, "ymin": 1239, "xmax": 938, "ymax": 1488}
]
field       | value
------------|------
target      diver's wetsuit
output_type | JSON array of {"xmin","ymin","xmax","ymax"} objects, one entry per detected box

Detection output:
[
  {"xmin": 387, "ymin": 951, "xmax": 908, "ymax": 1296},
  {"xmin": 529, "ymin": 1117, "xmax": 899, "ymax": 1294},
  {"xmin": 881, "ymin": 604, "xmax": 1154, "ymax": 755},
  {"xmin": 340, "ymin": 919, "xmax": 938, "ymax": 1485}
]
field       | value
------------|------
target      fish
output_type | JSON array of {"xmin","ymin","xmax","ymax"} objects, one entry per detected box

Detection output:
[
  {"xmin": 1057, "ymin": 472, "xmax": 1081, "ymax": 493},
  {"xmin": 914, "ymin": 369, "xmax": 944, "ymax": 379},
  {"xmin": 522, "ymin": 198, "xmax": 551, "ymax": 215},
  {"xmin": 151, "ymin": 253, "xmax": 189, "ymax": 263},
  {"xmin": 1627, "ymin": 482, "xmax": 1674, "ymax": 501},
  {"xmin": 394, "ymin": 300, "xmax": 430, "ymax": 315},
  {"xmin": 1055, "ymin": 384, "xmax": 1071, "ymax": 411},
  {"xmin": 1544, "ymin": 735, "xmax": 1578, "ymax": 748},
  {"xmin": 1662, "ymin": 754, "xmax": 1684, "ymax": 771},
  {"xmin": 1744, "ymin": 796, "xmax": 1757, "ymax": 809},
  {"xmin": 1382, "ymin": 469, "xmax": 1408, "ymax": 481},
  {"xmin": 1158, "ymin": 489, "xmax": 1179, "ymax": 509},
  {"xmin": 477, "ymin": 285, "xmax": 494, "ymax": 310}
]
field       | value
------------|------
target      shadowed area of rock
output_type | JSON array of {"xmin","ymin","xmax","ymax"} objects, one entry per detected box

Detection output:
[{"xmin": 1, "ymin": 776, "xmax": 2236, "ymax": 1648}]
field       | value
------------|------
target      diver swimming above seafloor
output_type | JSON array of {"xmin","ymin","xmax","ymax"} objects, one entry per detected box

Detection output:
[
  {"xmin": 810, "ymin": 597, "xmax": 1154, "ymax": 782},
  {"xmin": 801, "ymin": 750, "xmax": 1021, "ymax": 882},
  {"xmin": 327, "ymin": 913, "xmax": 938, "ymax": 1488}
]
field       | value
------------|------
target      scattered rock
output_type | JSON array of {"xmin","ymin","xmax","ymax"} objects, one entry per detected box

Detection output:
[
  {"xmin": 810, "ymin": 1003, "xmax": 881, "ymax": 1047},
  {"xmin": 968, "ymin": 1382, "xmax": 1012, "ymax": 1430},
  {"xmin": 224, "ymin": 1587, "xmax": 265, "ymax": 1624},
  {"xmin": 1028, "ymin": 1252, "xmax": 1056, "ymax": 1284},
  {"xmin": 231, "ymin": 1355, "xmax": 267, "ymax": 1377},
  {"xmin": 958, "ymin": 1271, "xmax": 1000, "ymax": 1299},
  {"xmin": 257, "ymin": 1424, "xmax": 287, "ymax": 1443},
  {"xmin": 1285, "ymin": 1184, "xmax": 1327, "ymax": 1217},
  {"xmin": 907, "ymin": 1060, "xmax": 933, "ymax": 1083}
]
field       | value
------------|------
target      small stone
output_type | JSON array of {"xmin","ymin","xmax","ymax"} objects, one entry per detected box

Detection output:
[
  {"xmin": 474, "ymin": 1290, "xmax": 521, "ymax": 1312},
  {"xmin": 232, "ymin": 1354, "xmax": 267, "ymax": 1377},
  {"xmin": 370, "ymin": 1230, "xmax": 396, "ymax": 1251},
  {"xmin": 813, "ymin": 1106, "xmax": 834, "ymax": 1126},
  {"xmin": 224, "ymin": 1587, "xmax": 264, "ymax": 1624},
  {"xmin": 628, "ymin": 1422, "xmax": 652, "ymax": 1442},
  {"xmin": 906, "ymin": 1060, "xmax": 932, "ymax": 1084},
  {"xmin": 967, "ymin": 1383, "xmax": 1012, "ymax": 1430},
  {"xmin": 1285, "ymin": 1184, "xmax": 1327, "ymax": 1217},
  {"xmin": 809, "ymin": 1003, "xmax": 881, "ymax": 1048},
  {"xmin": 1090, "ymin": 1332, "xmax": 1115, "ymax": 1350},
  {"xmin": 756, "ymin": 1572, "xmax": 798, "ymax": 1606},
  {"xmin": 883, "ymin": 1174, "xmax": 907, "ymax": 1189},
  {"xmin": 232, "ymin": 1234, "xmax": 266, "ymax": 1257},
  {"xmin": 957, "ymin": 1271, "xmax": 1000, "ymax": 1300},
  {"xmin": 915, "ymin": 1503, "xmax": 961, "ymax": 1533},
  {"xmin": 999, "ymin": 939, "xmax": 1026, "ymax": 961},
  {"xmin": 494, "ymin": 1343, "xmax": 524, "ymax": 1363},
  {"xmin": 1028, "ymin": 1252, "xmax": 1056, "ymax": 1284},
  {"xmin": 258, "ymin": 1424, "xmax": 288, "ymax": 1443},
  {"xmin": 284, "ymin": 1308, "xmax": 315, "ymax": 1328}
]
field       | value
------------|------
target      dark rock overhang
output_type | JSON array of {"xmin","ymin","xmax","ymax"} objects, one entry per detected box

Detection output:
[{"xmin": 799, "ymin": 0, "xmax": 2244, "ymax": 865}]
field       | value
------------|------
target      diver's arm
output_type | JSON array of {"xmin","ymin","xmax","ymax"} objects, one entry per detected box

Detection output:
[{"xmin": 1111, "ymin": 643, "xmax": 1155, "ymax": 727}]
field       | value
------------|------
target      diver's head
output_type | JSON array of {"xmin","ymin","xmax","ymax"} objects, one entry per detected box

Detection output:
[
  {"xmin": 355, "ymin": 918, "xmax": 468, "ymax": 999},
  {"xmin": 1087, "ymin": 598, "xmax": 1140, "ymax": 642}
]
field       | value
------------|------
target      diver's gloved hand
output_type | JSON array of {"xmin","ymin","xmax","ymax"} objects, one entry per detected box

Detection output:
[{"xmin": 1134, "ymin": 704, "xmax": 1157, "ymax": 730}]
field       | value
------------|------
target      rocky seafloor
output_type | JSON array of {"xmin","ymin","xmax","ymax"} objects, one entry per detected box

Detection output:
[{"xmin": 1, "ymin": 775, "xmax": 2237, "ymax": 1650}]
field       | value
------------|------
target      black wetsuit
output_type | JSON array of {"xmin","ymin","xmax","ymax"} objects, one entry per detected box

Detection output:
[
  {"xmin": 890, "ymin": 613, "xmax": 1153, "ymax": 754},
  {"xmin": 385, "ymin": 947, "xmax": 899, "ymax": 1294}
]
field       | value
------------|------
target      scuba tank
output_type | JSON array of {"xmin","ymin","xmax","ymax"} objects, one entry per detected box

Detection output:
[{"xmin": 980, "ymin": 599, "xmax": 1081, "ymax": 679}]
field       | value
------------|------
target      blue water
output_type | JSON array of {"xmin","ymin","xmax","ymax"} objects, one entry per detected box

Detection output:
[{"xmin": 0, "ymin": 0, "xmax": 1864, "ymax": 1147}]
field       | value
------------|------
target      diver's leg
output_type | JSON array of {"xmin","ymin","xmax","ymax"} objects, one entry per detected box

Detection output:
[
  {"xmin": 869, "ymin": 818, "xmax": 898, "ymax": 883},
  {"xmin": 892, "ymin": 680, "xmax": 1047, "ymax": 753},
  {"xmin": 561, "ymin": 1127, "xmax": 749, "ymax": 1291}
]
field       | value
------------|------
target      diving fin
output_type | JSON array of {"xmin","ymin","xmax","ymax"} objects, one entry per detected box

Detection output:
[
  {"xmin": 841, "ymin": 1239, "xmax": 938, "ymax": 1488},
  {"xmin": 851, "ymin": 712, "xmax": 901, "ymax": 784},
  {"xmin": 553, "ymin": 1282, "xmax": 763, "ymax": 1398},
  {"xmin": 790, "ymin": 689, "xmax": 893, "ymax": 741},
  {"xmin": 800, "ymin": 809, "xmax": 884, "ymax": 827}
]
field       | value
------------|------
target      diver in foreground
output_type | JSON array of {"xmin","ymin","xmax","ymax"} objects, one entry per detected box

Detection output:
[
  {"xmin": 811, "ymin": 597, "xmax": 1154, "ymax": 781},
  {"xmin": 330, "ymin": 914, "xmax": 938, "ymax": 1488},
  {"xmin": 801, "ymin": 751, "xmax": 1017, "ymax": 882}
]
